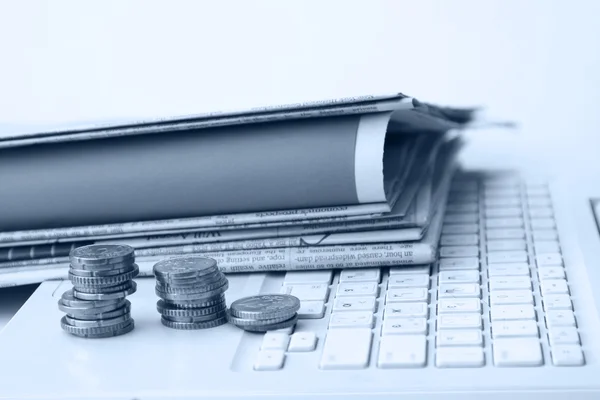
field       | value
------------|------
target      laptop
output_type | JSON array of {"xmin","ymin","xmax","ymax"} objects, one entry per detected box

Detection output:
[{"xmin": 1, "ymin": 138, "xmax": 600, "ymax": 400}]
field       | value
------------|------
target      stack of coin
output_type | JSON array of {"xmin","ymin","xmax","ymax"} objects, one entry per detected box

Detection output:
[
  {"xmin": 228, "ymin": 294, "xmax": 300, "ymax": 332},
  {"xmin": 153, "ymin": 256, "xmax": 229, "ymax": 330},
  {"xmin": 58, "ymin": 244, "xmax": 138, "ymax": 338}
]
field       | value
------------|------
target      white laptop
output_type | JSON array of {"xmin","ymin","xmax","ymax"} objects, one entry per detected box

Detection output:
[{"xmin": 1, "ymin": 139, "xmax": 600, "ymax": 400}]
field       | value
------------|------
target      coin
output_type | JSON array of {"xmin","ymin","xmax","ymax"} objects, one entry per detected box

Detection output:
[
  {"xmin": 156, "ymin": 270, "xmax": 224, "ymax": 288},
  {"xmin": 161, "ymin": 294, "xmax": 226, "ymax": 309},
  {"xmin": 156, "ymin": 299, "xmax": 226, "ymax": 317},
  {"xmin": 61, "ymin": 316, "xmax": 134, "ymax": 338},
  {"xmin": 58, "ymin": 297, "xmax": 127, "ymax": 315},
  {"xmin": 161, "ymin": 309, "xmax": 228, "ymax": 323},
  {"xmin": 155, "ymin": 281, "xmax": 227, "ymax": 301},
  {"xmin": 64, "ymin": 301, "xmax": 131, "ymax": 320},
  {"xmin": 70, "ymin": 244, "xmax": 135, "ymax": 267},
  {"xmin": 68, "ymin": 264, "xmax": 137, "ymax": 277},
  {"xmin": 229, "ymin": 294, "xmax": 300, "ymax": 320},
  {"xmin": 64, "ymin": 312, "xmax": 131, "ymax": 328},
  {"xmin": 153, "ymin": 257, "xmax": 218, "ymax": 280},
  {"xmin": 160, "ymin": 315, "xmax": 228, "ymax": 330},
  {"xmin": 155, "ymin": 276, "xmax": 228, "ymax": 294},
  {"xmin": 60, "ymin": 289, "xmax": 124, "ymax": 309},
  {"xmin": 239, "ymin": 314, "xmax": 298, "ymax": 332},
  {"xmin": 71, "ymin": 280, "xmax": 132, "ymax": 294},
  {"xmin": 227, "ymin": 313, "xmax": 293, "ymax": 327},
  {"xmin": 73, "ymin": 281, "xmax": 137, "ymax": 301},
  {"xmin": 68, "ymin": 264, "xmax": 139, "ymax": 286}
]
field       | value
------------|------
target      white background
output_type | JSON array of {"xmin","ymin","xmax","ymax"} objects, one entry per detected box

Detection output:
[{"xmin": 0, "ymin": 0, "xmax": 599, "ymax": 169}]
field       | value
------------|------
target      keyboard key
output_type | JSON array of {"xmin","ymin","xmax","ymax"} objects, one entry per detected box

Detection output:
[
  {"xmin": 487, "ymin": 251, "xmax": 528, "ymax": 264},
  {"xmin": 387, "ymin": 288, "xmax": 429, "ymax": 303},
  {"xmin": 298, "ymin": 300, "xmax": 325, "ymax": 319},
  {"xmin": 489, "ymin": 290, "xmax": 534, "ymax": 305},
  {"xmin": 377, "ymin": 335, "xmax": 427, "ymax": 368},
  {"xmin": 384, "ymin": 302, "xmax": 429, "ymax": 318},
  {"xmin": 536, "ymin": 253, "xmax": 563, "ymax": 267},
  {"xmin": 552, "ymin": 345, "xmax": 585, "ymax": 366},
  {"xmin": 333, "ymin": 296, "xmax": 376, "ymax": 312},
  {"xmin": 329, "ymin": 311, "xmax": 374, "ymax": 329},
  {"xmin": 261, "ymin": 332, "xmax": 290, "ymax": 350},
  {"xmin": 388, "ymin": 274, "xmax": 430, "ymax": 289},
  {"xmin": 254, "ymin": 350, "xmax": 286, "ymax": 371},
  {"xmin": 438, "ymin": 257, "xmax": 479, "ymax": 271},
  {"xmin": 528, "ymin": 207, "xmax": 554, "ymax": 218},
  {"xmin": 439, "ymin": 271, "xmax": 480, "ymax": 284},
  {"xmin": 436, "ymin": 347, "xmax": 484, "ymax": 368},
  {"xmin": 284, "ymin": 270, "xmax": 333, "ymax": 285},
  {"xmin": 438, "ymin": 283, "xmax": 480, "ymax": 298},
  {"xmin": 488, "ymin": 263, "xmax": 530, "ymax": 277},
  {"xmin": 493, "ymin": 338, "xmax": 543, "ymax": 366},
  {"xmin": 489, "ymin": 276, "xmax": 532, "ymax": 291},
  {"xmin": 339, "ymin": 268, "xmax": 380, "ymax": 283},
  {"xmin": 485, "ymin": 207, "xmax": 522, "ymax": 218},
  {"xmin": 490, "ymin": 304, "xmax": 535, "ymax": 321},
  {"xmin": 441, "ymin": 234, "xmax": 479, "ymax": 246},
  {"xmin": 438, "ymin": 298, "xmax": 481, "ymax": 313},
  {"xmin": 484, "ymin": 197, "xmax": 521, "ymax": 208},
  {"xmin": 486, "ymin": 217, "xmax": 524, "ymax": 229},
  {"xmin": 531, "ymin": 218, "xmax": 555, "ymax": 230},
  {"xmin": 336, "ymin": 282, "xmax": 379, "ymax": 297},
  {"xmin": 492, "ymin": 320, "xmax": 538, "ymax": 338},
  {"xmin": 446, "ymin": 203, "xmax": 478, "ymax": 213},
  {"xmin": 444, "ymin": 213, "xmax": 479, "ymax": 224},
  {"xmin": 533, "ymin": 230, "xmax": 558, "ymax": 241},
  {"xmin": 319, "ymin": 328, "xmax": 372, "ymax": 370},
  {"xmin": 442, "ymin": 224, "xmax": 479, "ymax": 234},
  {"xmin": 534, "ymin": 241, "xmax": 561, "ymax": 254},
  {"xmin": 486, "ymin": 229, "xmax": 525, "ymax": 240},
  {"xmin": 288, "ymin": 332, "xmax": 317, "ymax": 352},
  {"xmin": 543, "ymin": 295, "xmax": 573, "ymax": 311},
  {"xmin": 281, "ymin": 283, "xmax": 329, "ymax": 301},
  {"xmin": 437, "ymin": 330, "xmax": 483, "ymax": 347},
  {"xmin": 545, "ymin": 310, "xmax": 576, "ymax": 328},
  {"xmin": 539, "ymin": 266, "xmax": 566, "ymax": 280},
  {"xmin": 382, "ymin": 317, "xmax": 428, "ymax": 335},
  {"xmin": 548, "ymin": 327, "xmax": 580, "ymax": 345},
  {"xmin": 437, "ymin": 313, "xmax": 481, "ymax": 329},
  {"xmin": 540, "ymin": 279, "xmax": 569, "ymax": 296},
  {"xmin": 487, "ymin": 240, "xmax": 527, "ymax": 252},
  {"xmin": 389, "ymin": 265, "xmax": 430, "ymax": 275},
  {"xmin": 274, "ymin": 326, "xmax": 294, "ymax": 335},
  {"xmin": 440, "ymin": 246, "xmax": 479, "ymax": 258}
]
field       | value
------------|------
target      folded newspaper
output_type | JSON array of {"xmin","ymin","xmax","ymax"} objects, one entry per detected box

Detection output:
[{"xmin": 0, "ymin": 93, "xmax": 484, "ymax": 287}]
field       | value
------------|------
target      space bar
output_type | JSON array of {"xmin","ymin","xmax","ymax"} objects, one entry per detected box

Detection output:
[{"xmin": 319, "ymin": 328, "xmax": 372, "ymax": 370}]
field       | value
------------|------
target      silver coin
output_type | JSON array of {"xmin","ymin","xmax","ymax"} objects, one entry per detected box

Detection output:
[
  {"xmin": 161, "ymin": 309, "xmax": 227, "ymax": 323},
  {"xmin": 161, "ymin": 294, "xmax": 225, "ymax": 309},
  {"xmin": 239, "ymin": 314, "xmax": 298, "ymax": 332},
  {"xmin": 70, "ymin": 244, "xmax": 135, "ymax": 266},
  {"xmin": 227, "ymin": 312, "xmax": 294, "ymax": 327},
  {"xmin": 155, "ymin": 280, "xmax": 227, "ymax": 301},
  {"xmin": 60, "ymin": 289, "xmax": 124, "ymax": 309},
  {"xmin": 160, "ymin": 315, "xmax": 228, "ymax": 330},
  {"xmin": 68, "ymin": 264, "xmax": 139, "ymax": 287},
  {"xmin": 73, "ymin": 281, "xmax": 137, "ymax": 301},
  {"xmin": 58, "ymin": 297, "xmax": 127, "ymax": 315},
  {"xmin": 68, "ymin": 264, "xmax": 137, "ymax": 277},
  {"xmin": 153, "ymin": 257, "xmax": 218, "ymax": 280},
  {"xmin": 229, "ymin": 294, "xmax": 300, "ymax": 320},
  {"xmin": 71, "ymin": 280, "xmax": 132, "ymax": 294},
  {"xmin": 70, "ymin": 258, "xmax": 135, "ymax": 272},
  {"xmin": 61, "ymin": 317, "xmax": 135, "ymax": 338},
  {"xmin": 156, "ymin": 299, "xmax": 226, "ymax": 317},
  {"xmin": 155, "ymin": 276, "xmax": 228, "ymax": 294},
  {"xmin": 64, "ymin": 312, "xmax": 131, "ymax": 328},
  {"xmin": 155, "ymin": 270, "xmax": 224, "ymax": 288},
  {"xmin": 66, "ymin": 302, "xmax": 131, "ymax": 321}
]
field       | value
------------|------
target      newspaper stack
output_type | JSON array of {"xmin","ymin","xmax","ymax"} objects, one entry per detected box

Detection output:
[{"xmin": 0, "ymin": 93, "xmax": 490, "ymax": 287}]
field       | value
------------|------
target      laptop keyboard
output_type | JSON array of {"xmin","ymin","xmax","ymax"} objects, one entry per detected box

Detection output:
[{"xmin": 252, "ymin": 174, "xmax": 585, "ymax": 370}]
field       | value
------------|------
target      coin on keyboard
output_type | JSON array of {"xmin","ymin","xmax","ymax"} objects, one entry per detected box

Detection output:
[
  {"xmin": 64, "ymin": 311, "xmax": 132, "ymax": 328},
  {"xmin": 68, "ymin": 264, "xmax": 139, "ymax": 287},
  {"xmin": 155, "ymin": 282, "xmax": 228, "ymax": 301},
  {"xmin": 240, "ymin": 314, "xmax": 298, "ymax": 332},
  {"xmin": 64, "ymin": 301, "xmax": 131, "ymax": 320},
  {"xmin": 229, "ymin": 294, "xmax": 300, "ymax": 320},
  {"xmin": 70, "ymin": 244, "xmax": 135, "ymax": 268},
  {"xmin": 58, "ymin": 296, "xmax": 128, "ymax": 316},
  {"xmin": 161, "ymin": 294, "xmax": 226, "ymax": 309},
  {"xmin": 155, "ymin": 275, "xmax": 228, "ymax": 294},
  {"xmin": 71, "ymin": 280, "xmax": 133, "ymax": 294},
  {"xmin": 60, "ymin": 289, "xmax": 125, "ymax": 309},
  {"xmin": 156, "ymin": 299, "xmax": 226, "ymax": 317},
  {"xmin": 153, "ymin": 256, "xmax": 219, "ymax": 280},
  {"xmin": 73, "ymin": 281, "xmax": 137, "ymax": 301},
  {"xmin": 60, "ymin": 316, "xmax": 135, "ymax": 338},
  {"xmin": 157, "ymin": 271, "xmax": 225, "ymax": 288},
  {"xmin": 227, "ymin": 313, "xmax": 293, "ymax": 327},
  {"xmin": 68, "ymin": 264, "xmax": 137, "ymax": 277},
  {"xmin": 161, "ymin": 309, "xmax": 228, "ymax": 323},
  {"xmin": 160, "ymin": 315, "xmax": 228, "ymax": 330}
]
